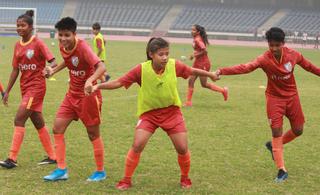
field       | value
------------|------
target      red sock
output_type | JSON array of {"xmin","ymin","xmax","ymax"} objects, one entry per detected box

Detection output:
[
  {"xmin": 38, "ymin": 126, "xmax": 56, "ymax": 160},
  {"xmin": 207, "ymin": 83, "xmax": 224, "ymax": 93},
  {"xmin": 123, "ymin": 149, "xmax": 141, "ymax": 181},
  {"xmin": 282, "ymin": 129, "xmax": 298, "ymax": 144},
  {"xmin": 91, "ymin": 137, "xmax": 104, "ymax": 171},
  {"xmin": 272, "ymin": 137, "xmax": 285, "ymax": 170},
  {"xmin": 0, "ymin": 82, "xmax": 4, "ymax": 93},
  {"xmin": 54, "ymin": 134, "xmax": 66, "ymax": 169},
  {"xmin": 186, "ymin": 87, "xmax": 194, "ymax": 102},
  {"xmin": 178, "ymin": 151, "xmax": 191, "ymax": 178},
  {"xmin": 9, "ymin": 126, "xmax": 26, "ymax": 161}
]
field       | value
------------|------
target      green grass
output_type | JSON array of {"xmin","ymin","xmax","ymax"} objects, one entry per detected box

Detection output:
[{"xmin": 0, "ymin": 36, "xmax": 320, "ymax": 194}]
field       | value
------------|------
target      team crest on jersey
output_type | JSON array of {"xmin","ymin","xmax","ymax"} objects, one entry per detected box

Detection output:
[
  {"xmin": 26, "ymin": 49, "xmax": 34, "ymax": 59},
  {"xmin": 284, "ymin": 62, "xmax": 292, "ymax": 72},
  {"xmin": 71, "ymin": 56, "xmax": 79, "ymax": 67}
]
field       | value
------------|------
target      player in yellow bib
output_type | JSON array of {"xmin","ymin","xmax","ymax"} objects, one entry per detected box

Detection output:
[
  {"xmin": 92, "ymin": 22, "xmax": 110, "ymax": 82},
  {"xmin": 86, "ymin": 37, "xmax": 220, "ymax": 190}
]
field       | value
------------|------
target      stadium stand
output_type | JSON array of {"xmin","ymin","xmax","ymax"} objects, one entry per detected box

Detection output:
[
  {"xmin": 74, "ymin": 0, "xmax": 170, "ymax": 28},
  {"xmin": 170, "ymin": 5, "xmax": 275, "ymax": 33},
  {"xmin": 0, "ymin": 0, "xmax": 65, "ymax": 25},
  {"xmin": 275, "ymin": 10, "xmax": 320, "ymax": 35}
]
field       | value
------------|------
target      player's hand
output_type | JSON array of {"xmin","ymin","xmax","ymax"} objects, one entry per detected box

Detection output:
[
  {"xmin": 189, "ymin": 54, "xmax": 194, "ymax": 60},
  {"xmin": 2, "ymin": 92, "xmax": 9, "ymax": 106},
  {"xmin": 91, "ymin": 84, "xmax": 99, "ymax": 93},
  {"xmin": 84, "ymin": 80, "xmax": 93, "ymax": 96},
  {"xmin": 209, "ymin": 71, "xmax": 220, "ymax": 81},
  {"xmin": 43, "ymin": 66, "xmax": 53, "ymax": 78}
]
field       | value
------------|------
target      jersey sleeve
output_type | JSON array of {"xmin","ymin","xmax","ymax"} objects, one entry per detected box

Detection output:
[
  {"xmin": 219, "ymin": 56, "xmax": 262, "ymax": 75},
  {"xmin": 297, "ymin": 52, "xmax": 320, "ymax": 76},
  {"xmin": 38, "ymin": 39, "xmax": 54, "ymax": 61},
  {"xmin": 195, "ymin": 38, "xmax": 206, "ymax": 50},
  {"xmin": 12, "ymin": 44, "xmax": 18, "ymax": 68},
  {"xmin": 175, "ymin": 60, "xmax": 193, "ymax": 79},
  {"xmin": 118, "ymin": 64, "xmax": 142, "ymax": 89},
  {"xmin": 83, "ymin": 42, "xmax": 101, "ymax": 68}
]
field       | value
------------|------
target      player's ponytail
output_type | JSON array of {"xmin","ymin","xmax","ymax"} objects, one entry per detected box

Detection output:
[
  {"xmin": 194, "ymin": 24, "xmax": 209, "ymax": 45},
  {"xmin": 17, "ymin": 10, "xmax": 34, "ymax": 26},
  {"xmin": 146, "ymin": 37, "xmax": 169, "ymax": 60}
]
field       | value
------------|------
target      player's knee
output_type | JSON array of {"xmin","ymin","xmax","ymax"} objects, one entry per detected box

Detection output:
[
  {"xmin": 200, "ymin": 82, "xmax": 207, "ymax": 88},
  {"xmin": 87, "ymin": 132, "xmax": 99, "ymax": 141},
  {"xmin": 293, "ymin": 129, "xmax": 303, "ymax": 136},
  {"xmin": 132, "ymin": 142, "xmax": 145, "ymax": 153},
  {"xmin": 271, "ymin": 128, "xmax": 283, "ymax": 138},
  {"xmin": 175, "ymin": 144, "xmax": 188, "ymax": 155},
  {"xmin": 14, "ymin": 116, "xmax": 27, "ymax": 126}
]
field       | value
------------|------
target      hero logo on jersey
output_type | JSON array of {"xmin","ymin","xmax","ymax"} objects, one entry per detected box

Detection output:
[
  {"xmin": 71, "ymin": 56, "xmax": 79, "ymax": 67},
  {"xmin": 26, "ymin": 49, "xmax": 34, "ymax": 59},
  {"xmin": 284, "ymin": 62, "xmax": 293, "ymax": 72}
]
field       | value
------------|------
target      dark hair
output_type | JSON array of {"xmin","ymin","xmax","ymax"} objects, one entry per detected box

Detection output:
[
  {"xmin": 146, "ymin": 37, "xmax": 169, "ymax": 60},
  {"xmin": 194, "ymin": 24, "xmax": 209, "ymax": 45},
  {"xmin": 17, "ymin": 10, "xmax": 34, "ymax": 25},
  {"xmin": 92, "ymin": 22, "xmax": 101, "ymax": 30},
  {"xmin": 55, "ymin": 17, "xmax": 77, "ymax": 33},
  {"xmin": 265, "ymin": 27, "xmax": 285, "ymax": 43}
]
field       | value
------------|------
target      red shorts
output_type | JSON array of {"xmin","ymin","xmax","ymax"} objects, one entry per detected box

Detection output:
[
  {"xmin": 136, "ymin": 106, "xmax": 186, "ymax": 135},
  {"xmin": 20, "ymin": 92, "xmax": 45, "ymax": 112},
  {"xmin": 266, "ymin": 94, "xmax": 305, "ymax": 129},
  {"xmin": 193, "ymin": 60, "xmax": 211, "ymax": 71},
  {"xmin": 56, "ymin": 92, "xmax": 102, "ymax": 127}
]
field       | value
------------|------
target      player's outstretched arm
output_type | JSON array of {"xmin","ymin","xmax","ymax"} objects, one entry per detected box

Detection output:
[
  {"xmin": 216, "ymin": 59, "xmax": 261, "ymax": 76},
  {"xmin": 84, "ymin": 62, "xmax": 106, "ymax": 95},
  {"xmin": 3, "ymin": 67, "xmax": 19, "ymax": 106},
  {"xmin": 191, "ymin": 67, "xmax": 220, "ymax": 81},
  {"xmin": 297, "ymin": 54, "xmax": 320, "ymax": 76},
  {"xmin": 87, "ymin": 79, "xmax": 124, "ymax": 94}
]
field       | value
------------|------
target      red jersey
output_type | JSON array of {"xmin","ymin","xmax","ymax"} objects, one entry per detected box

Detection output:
[
  {"xmin": 193, "ymin": 35, "xmax": 210, "ymax": 67},
  {"xmin": 12, "ymin": 36, "xmax": 54, "ymax": 96},
  {"xmin": 118, "ymin": 60, "xmax": 192, "ymax": 88},
  {"xmin": 219, "ymin": 47, "xmax": 320, "ymax": 98},
  {"xmin": 60, "ymin": 39, "xmax": 101, "ymax": 98}
]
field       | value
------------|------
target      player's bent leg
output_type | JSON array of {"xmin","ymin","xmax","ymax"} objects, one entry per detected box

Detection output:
[
  {"xmin": 169, "ymin": 132, "xmax": 192, "ymax": 189},
  {"xmin": 199, "ymin": 76, "xmax": 228, "ymax": 101},
  {"xmin": 116, "ymin": 129, "xmax": 153, "ymax": 190}
]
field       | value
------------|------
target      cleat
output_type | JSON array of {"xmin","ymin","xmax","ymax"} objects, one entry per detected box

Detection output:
[
  {"xmin": 275, "ymin": 169, "xmax": 288, "ymax": 183},
  {"xmin": 183, "ymin": 101, "xmax": 192, "ymax": 107},
  {"xmin": 87, "ymin": 170, "xmax": 106, "ymax": 182},
  {"xmin": 44, "ymin": 168, "xmax": 68, "ymax": 181},
  {"xmin": 265, "ymin": 141, "xmax": 274, "ymax": 160},
  {"xmin": 180, "ymin": 177, "xmax": 192, "ymax": 189},
  {"xmin": 38, "ymin": 157, "xmax": 57, "ymax": 165},
  {"xmin": 0, "ymin": 158, "xmax": 18, "ymax": 169},
  {"xmin": 222, "ymin": 87, "xmax": 228, "ymax": 101},
  {"xmin": 116, "ymin": 178, "xmax": 132, "ymax": 190}
]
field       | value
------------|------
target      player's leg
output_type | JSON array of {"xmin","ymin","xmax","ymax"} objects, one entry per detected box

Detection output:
[
  {"xmin": 184, "ymin": 75, "xmax": 197, "ymax": 106},
  {"xmin": 43, "ymin": 117, "xmax": 73, "ymax": 181},
  {"xmin": 0, "ymin": 105, "xmax": 33, "ymax": 169},
  {"xmin": 30, "ymin": 112, "xmax": 56, "ymax": 164},
  {"xmin": 86, "ymin": 124, "xmax": 106, "ymax": 182},
  {"xmin": 199, "ymin": 76, "xmax": 228, "ymax": 101},
  {"xmin": 116, "ymin": 128, "xmax": 153, "ymax": 190},
  {"xmin": 283, "ymin": 95, "xmax": 305, "ymax": 144},
  {"xmin": 0, "ymin": 81, "xmax": 5, "ymax": 98},
  {"xmin": 169, "ymin": 132, "xmax": 192, "ymax": 189}
]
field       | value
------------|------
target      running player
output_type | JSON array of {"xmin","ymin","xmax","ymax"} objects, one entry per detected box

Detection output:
[
  {"xmin": 43, "ymin": 17, "xmax": 107, "ymax": 182},
  {"xmin": 88, "ymin": 37, "xmax": 220, "ymax": 190},
  {"xmin": 215, "ymin": 27, "xmax": 320, "ymax": 182},
  {"xmin": 184, "ymin": 24, "xmax": 228, "ymax": 106},
  {"xmin": 0, "ymin": 10, "xmax": 57, "ymax": 169}
]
